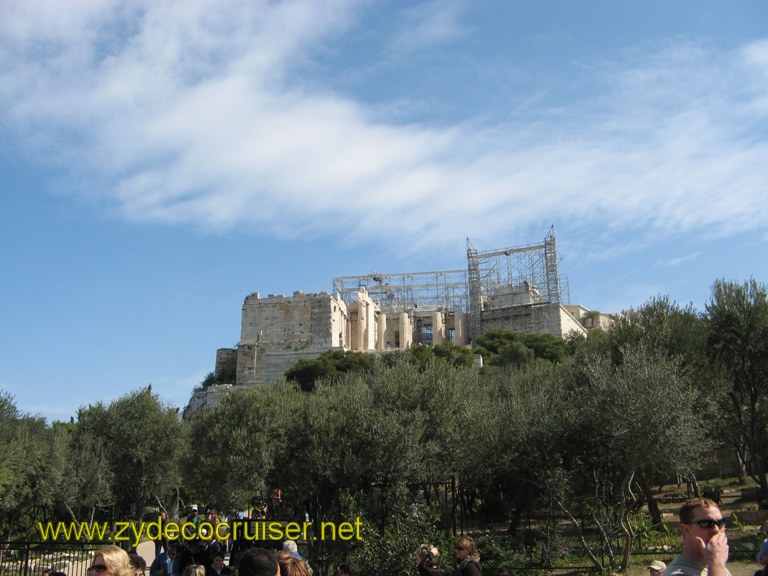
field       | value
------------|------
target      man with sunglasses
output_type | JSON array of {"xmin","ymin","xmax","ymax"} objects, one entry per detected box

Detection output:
[{"xmin": 666, "ymin": 498, "xmax": 731, "ymax": 576}]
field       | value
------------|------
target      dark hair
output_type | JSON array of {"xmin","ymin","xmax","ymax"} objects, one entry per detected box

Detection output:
[
  {"xmin": 338, "ymin": 563, "xmax": 355, "ymax": 576},
  {"xmin": 237, "ymin": 548, "xmax": 278, "ymax": 576},
  {"xmin": 129, "ymin": 554, "xmax": 147, "ymax": 571}
]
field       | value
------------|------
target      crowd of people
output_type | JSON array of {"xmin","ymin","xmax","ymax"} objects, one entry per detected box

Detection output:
[
  {"xmin": 44, "ymin": 496, "xmax": 748, "ymax": 576},
  {"xmin": 137, "ymin": 500, "xmax": 486, "ymax": 576},
  {"xmin": 83, "ymin": 534, "xmax": 485, "ymax": 576},
  {"xmin": 135, "ymin": 501, "xmax": 312, "ymax": 576}
]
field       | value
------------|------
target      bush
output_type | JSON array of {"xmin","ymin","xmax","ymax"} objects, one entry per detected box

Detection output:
[
  {"xmin": 339, "ymin": 489, "xmax": 447, "ymax": 576},
  {"xmin": 473, "ymin": 534, "xmax": 546, "ymax": 576}
]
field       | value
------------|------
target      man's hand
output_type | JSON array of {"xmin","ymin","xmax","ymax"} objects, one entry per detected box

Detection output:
[{"xmin": 697, "ymin": 531, "xmax": 729, "ymax": 576}]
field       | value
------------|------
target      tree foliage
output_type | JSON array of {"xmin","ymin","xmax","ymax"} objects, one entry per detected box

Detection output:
[
  {"xmin": 0, "ymin": 392, "xmax": 67, "ymax": 539},
  {"xmin": 476, "ymin": 328, "xmax": 569, "ymax": 366},
  {"xmin": 77, "ymin": 388, "xmax": 186, "ymax": 519},
  {"xmin": 285, "ymin": 350, "xmax": 377, "ymax": 391},
  {"xmin": 57, "ymin": 421, "xmax": 114, "ymax": 524},
  {"xmin": 706, "ymin": 278, "xmax": 768, "ymax": 503},
  {"xmin": 7, "ymin": 277, "xmax": 768, "ymax": 574}
]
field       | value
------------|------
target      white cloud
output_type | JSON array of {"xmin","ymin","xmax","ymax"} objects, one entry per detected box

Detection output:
[
  {"xmin": 1, "ymin": 1, "xmax": 766, "ymax": 259},
  {"xmin": 383, "ymin": 0, "xmax": 466, "ymax": 58}
]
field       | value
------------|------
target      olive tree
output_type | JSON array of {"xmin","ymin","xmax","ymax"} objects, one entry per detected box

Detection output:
[
  {"xmin": 570, "ymin": 295, "xmax": 712, "ymax": 520},
  {"xmin": 185, "ymin": 380, "xmax": 297, "ymax": 507},
  {"xmin": 77, "ymin": 388, "xmax": 185, "ymax": 519},
  {"xmin": 554, "ymin": 343, "xmax": 712, "ymax": 572},
  {"xmin": 706, "ymin": 278, "xmax": 768, "ymax": 504},
  {"xmin": 0, "ymin": 392, "xmax": 68, "ymax": 539}
]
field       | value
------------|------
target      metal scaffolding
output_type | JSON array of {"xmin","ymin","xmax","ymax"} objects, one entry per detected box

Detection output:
[
  {"xmin": 332, "ymin": 269, "xmax": 469, "ymax": 313},
  {"xmin": 332, "ymin": 229, "xmax": 565, "ymax": 342}
]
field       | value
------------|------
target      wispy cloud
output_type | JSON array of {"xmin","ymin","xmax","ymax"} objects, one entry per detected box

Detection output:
[
  {"xmin": 1, "ymin": 1, "xmax": 766, "ymax": 260},
  {"xmin": 383, "ymin": 0, "xmax": 466, "ymax": 58},
  {"xmin": 656, "ymin": 252, "xmax": 702, "ymax": 268}
]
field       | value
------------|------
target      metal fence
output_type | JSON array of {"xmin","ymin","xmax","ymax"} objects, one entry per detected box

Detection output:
[{"xmin": 0, "ymin": 541, "xmax": 108, "ymax": 576}]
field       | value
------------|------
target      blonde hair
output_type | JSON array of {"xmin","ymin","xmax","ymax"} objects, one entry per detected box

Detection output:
[
  {"xmin": 276, "ymin": 552, "xmax": 311, "ymax": 576},
  {"xmin": 456, "ymin": 535, "xmax": 478, "ymax": 557},
  {"xmin": 95, "ymin": 546, "xmax": 133, "ymax": 576},
  {"xmin": 183, "ymin": 567, "xmax": 205, "ymax": 576}
]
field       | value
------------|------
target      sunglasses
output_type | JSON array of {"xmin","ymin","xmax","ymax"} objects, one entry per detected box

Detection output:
[
  {"xmin": 88, "ymin": 566, "xmax": 109, "ymax": 573},
  {"xmin": 686, "ymin": 518, "xmax": 726, "ymax": 529}
]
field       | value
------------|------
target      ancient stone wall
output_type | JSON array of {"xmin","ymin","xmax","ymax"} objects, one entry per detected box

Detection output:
[
  {"xmin": 214, "ymin": 348, "xmax": 238, "ymax": 381},
  {"xmin": 481, "ymin": 302, "xmax": 587, "ymax": 339},
  {"xmin": 228, "ymin": 283, "xmax": 584, "ymax": 389},
  {"xmin": 241, "ymin": 291, "xmax": 337, "ymax": 348},
  {"xmin": 236, "ymin": 290, "xmax": 368, "ymax": 384}
]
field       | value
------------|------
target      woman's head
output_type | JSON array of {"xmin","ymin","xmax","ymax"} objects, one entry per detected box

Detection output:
[
  {"xmin": 455, "ymin": 536, "xmax": 477, "ymax": 560},
  {"xmin": 91, "ymin": 546, "xmax": 133, "ymax": 576},
  {"xmin": 183, "ymin": 566, "xmax": 205, "ymax": 576},
  {"xmin": 276, "ymin": 553, "xmax": 310, "ymax": 576},
  {"xmin": 414, "ymin": 545, "xmax": 438, "ymax": 566},
  {"xmin": 129, "ymin": 554, "xmax": 146, "ymax": 576}
]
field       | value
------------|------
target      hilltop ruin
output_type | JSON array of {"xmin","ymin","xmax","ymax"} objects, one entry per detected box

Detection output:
[{"xmin": 187, "ymin": 231, "xmax": 610, "ymax": 415}]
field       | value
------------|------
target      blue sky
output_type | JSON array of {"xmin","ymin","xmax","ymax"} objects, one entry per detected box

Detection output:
[{"xmin": 1, "ymin": 0, "xmax": 766, "ymax": 422}]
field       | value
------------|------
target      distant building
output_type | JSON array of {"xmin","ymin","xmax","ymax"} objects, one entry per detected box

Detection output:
[
  {"xmin": 186, "ymin": 231, "xmax": 610, "ymax": 416},
  {"xmin": 215, "ymin": 230, "xmax": 593, "ymax": 387}
]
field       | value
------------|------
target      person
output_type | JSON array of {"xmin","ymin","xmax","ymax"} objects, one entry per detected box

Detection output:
[
  {"xmin": 454, "ymin": 536, "xmax": 481, "ymax": 576},
  {"xmin": 665, "ymin": 498, "xmax": 731, "ymax": 576},
  {"xmin": 190, "ymin": 506, "xmax": 202, "ymax": 528},
  {"xmin": 129, "ymin": 554, "xmax": 147, "ymax": 576},
  {"xmin": 155, "ymin": 511, "xmax": 171, "ymax": 557},
  {"xmin": 89, "ymin": 545, "xmax": 134, "ymax": 576},
  {"xmin": 251, "ymin": 493, "xmax": 269, "ymax": 521},
  {"xmin": 337, "ymin": 564, "xmax": 354, "ymax": 576},
  {"xmin": 150, "ymin": 540, "xmax": 182, "ymax": 576},
  {"xmin": 182, "ymin": 506, "xmax": 201, "ymax": 541},
  {"xmin": 183, "ymin": 567, "xmax": 205, "ymax": 576},
  {"xmin": 276, "ymin": 552, "xmax": 310, "ymax": 576},
  {"xmin": 282, "ymin": 541, "xmax": 303, "ymax": 561},
  {"xmin": 415, "ymin": 544, "xmax": 446, "ymax": 576},
  {"xmin": 204, "ymin": 508, "xmax": 225, "ymax": 558},
  {"xmin": 228, "ymin": 513, "xmax": 250, "ymax": 565},
  {"xmin": 755, "ymin": 519, "xmax": 768, "ymax": 576},
  {"xmin": 178, "ymin": 540, "xmax": 210, "ymax": 576},
  {"xmin": 207, "ymin": 551, "xmax": 232, "ymax": 576},
  {"xmin": 649, "ymin": 560, "xmax": 667, "ymax": 576},
  {"xmin": 236, "ymin": 548, "xmax": 279, "ymax": 576}
]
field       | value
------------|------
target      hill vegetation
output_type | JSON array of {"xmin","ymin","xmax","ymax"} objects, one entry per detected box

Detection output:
[{"xmin": 2, "ymin": 278, "xmax": 768, "ymax": 576}]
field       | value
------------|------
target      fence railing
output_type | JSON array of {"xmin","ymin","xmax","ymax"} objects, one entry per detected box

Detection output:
[{"xmin": 0, "ymin": 541, "xmax": 109, "ymax": 576}]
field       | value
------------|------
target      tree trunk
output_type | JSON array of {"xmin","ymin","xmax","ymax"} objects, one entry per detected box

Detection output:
[
  {"xmin": 619, "ymin": 472, "xmax": 638, "ymax": 572},
  {"xmin": 637, "ymin": 474, "xmax": 663, "ymax": 527},
  {"xmin": 551, "ymin": 491, "xmax": 604, "ymax": 572},
  {"xmin": 63, "ymin": 502, "xmax": 85, "ymax": 541},
  {"xmin": 687, "ymin": 474, "xmax": 700, "ymax": 498}
]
